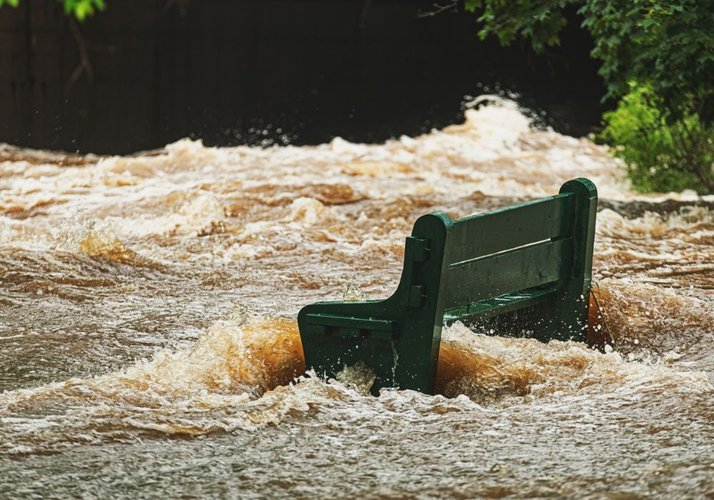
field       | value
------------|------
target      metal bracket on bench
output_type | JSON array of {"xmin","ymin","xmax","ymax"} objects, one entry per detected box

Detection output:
[
  {"xmin": 405, "ymin": 236, "xmax": 430, "ymax": 262},
  {"xmin": 407, "ymin": 285, "xmax": 426, "ymax": 308},
  {"xmin": 400, "ymin": 237, "xmax": 430, "ymax": 308}
]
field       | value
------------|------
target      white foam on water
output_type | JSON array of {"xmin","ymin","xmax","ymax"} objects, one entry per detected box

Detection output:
[{"xmin": 0, "ymin": 99, "xmax": 712, "ymax": 496}]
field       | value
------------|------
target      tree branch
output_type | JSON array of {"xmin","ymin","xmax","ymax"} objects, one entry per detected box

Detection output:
[
  {"xmin": 65, "ymin": 16, "xmax": 93, "ymax": 95},
  {"xmin": 418, "ymin": 1, "xmax": 459, "ymax": 18}
]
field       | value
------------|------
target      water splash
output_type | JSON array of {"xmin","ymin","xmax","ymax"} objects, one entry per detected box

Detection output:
[{"xmin": 1, "ymin": 98, "xmax": 712, "ymax": 496}]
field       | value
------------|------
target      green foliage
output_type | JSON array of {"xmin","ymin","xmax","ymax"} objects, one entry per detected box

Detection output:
[
  {"xmin": 465, "ymin": 0, "xmax": 714, "ymax": 193},
  {"xmin": 579, "ymin": 0, "xmax": 713, "ymax": 124},
  {"xmin": 600, "ymin": 84, "xmax": 713, "ymax": 193},
  {"xmin": 0, "ymin": 0, "xmax": 105, "ymax": 20},
  {"xmin": 464, "ymin": 0, "xmax": 579, "ymax": 53}
]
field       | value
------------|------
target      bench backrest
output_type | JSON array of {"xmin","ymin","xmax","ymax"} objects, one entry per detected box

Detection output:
[{"xmin": 298, "ymin": 178, "xmax": 597, "ymax": 394}]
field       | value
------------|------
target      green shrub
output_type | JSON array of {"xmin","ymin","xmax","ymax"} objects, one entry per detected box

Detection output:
[
  {"xmin": 599, "ymin": 84, "xmax": 713, "ymax": 194},
  {"xmin": 465, "ymin": 0, "xmax": 714, "ymax": 194},
  {"xmin": 0, "ymin": 0, "xmax": 105, "ymax": 20}
]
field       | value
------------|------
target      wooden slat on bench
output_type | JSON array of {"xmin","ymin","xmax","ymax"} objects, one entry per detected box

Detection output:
[
  {"xmin": 443, "ymin": 237, "xmax": 570, "ymax": 310},
  {"xmin": 448, "ymin": 193, "xmax": 574, "ymax": 264},
  {"xmin": 444, "ymin": 286, "xmax": 558, "ymax": 324}
]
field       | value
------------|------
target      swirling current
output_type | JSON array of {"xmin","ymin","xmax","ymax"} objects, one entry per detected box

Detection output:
[{"xmin": 1, "ymin": 101, "xmax": 712, "ymax": 498}]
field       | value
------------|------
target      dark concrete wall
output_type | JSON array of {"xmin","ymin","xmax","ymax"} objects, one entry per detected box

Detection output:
[{"xmin": 0, "ymin": 0, "xmax": 604, "ymax": 154}]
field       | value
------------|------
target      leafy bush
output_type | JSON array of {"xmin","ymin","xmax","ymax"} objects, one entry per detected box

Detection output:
[
  {"xmin": 0, "ymin": 0, "xmax": 105, "ymax": 20},
  {"xmin": 600, "ymin": 84, "xmax": 713, "ymax": 193},
  {"xmin": 465, "ymin": 0, "xmax": 714, "ymax": 193}
]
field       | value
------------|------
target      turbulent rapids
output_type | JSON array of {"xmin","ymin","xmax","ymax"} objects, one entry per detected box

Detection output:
[{"xmin": 1, "ymin": 101, "xmax": 713, "ymax": 497}]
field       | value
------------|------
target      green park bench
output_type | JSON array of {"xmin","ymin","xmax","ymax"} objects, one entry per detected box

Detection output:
[{"xmin": 298, "ymin": 178, "xmax": 598, "ymax": 394}]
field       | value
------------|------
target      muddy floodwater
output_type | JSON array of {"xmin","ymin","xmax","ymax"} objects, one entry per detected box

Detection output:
[{"xmin": 1, "ymin": 101, "xmax": 713, "ymax": 498}]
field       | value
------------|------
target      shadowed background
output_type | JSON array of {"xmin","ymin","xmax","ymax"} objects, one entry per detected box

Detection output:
[{"xmin": 0, "ymin": 0, "xmax": 603, "ymax": 154}]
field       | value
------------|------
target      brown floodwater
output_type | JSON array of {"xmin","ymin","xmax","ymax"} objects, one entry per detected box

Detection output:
[{"xmin": 1, "ymin": 100, "xmax": 712, "ymax": 498}]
